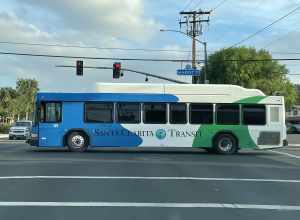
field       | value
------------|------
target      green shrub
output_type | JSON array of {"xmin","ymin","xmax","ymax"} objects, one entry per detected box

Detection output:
[{"xmin": 0, "ymin": 124, "xmax": 10, "ymax": 134}]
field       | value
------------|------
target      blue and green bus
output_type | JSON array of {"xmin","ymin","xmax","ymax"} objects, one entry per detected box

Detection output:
[{"xmin": 28, "ymin": 83, "xmax": 287, "ymax": 154}]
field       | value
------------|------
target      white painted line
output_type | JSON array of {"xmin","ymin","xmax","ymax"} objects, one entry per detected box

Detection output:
[
  {"xmin": 0, "ymin": 176, "xmax": 299, "ymax": 183},
  {"xmin": 0, "ymin": 140, "xmax": 25, "ymax": 143},
  {"xmin": 0, "ymin": 202, "xmax": 299, "ymax": 210},
  {"xmin": 270, "ymin": 150, "xmax": 300, "ymax": 159}
]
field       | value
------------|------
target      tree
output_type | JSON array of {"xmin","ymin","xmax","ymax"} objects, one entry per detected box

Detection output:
[
  {"xmin": 296, "ymin": 84, "xmax": 300, "ymax": 105},
  {"xmin": 16, "ymin": 79, "xmax": 39, "ymax": 120},
  {"xmin": 0, "ymin": 88, "xmax": 17, "ymax": 123},
  {"xmin": 205, "ymin": 47, "xmax": 298, "ymax": 110}
]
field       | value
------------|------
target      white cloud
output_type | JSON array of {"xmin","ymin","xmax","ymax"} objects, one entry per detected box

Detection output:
[
  {"xmin": 0, "ymin": 11, "xmax": 51, "ymax": 42},
  {"xmin": 1, "ymin": 0, "xmax": 300, "ymax": 90},
  {"xmin": 0, "ymin": 2, "xmax": 187, "ymax": 91},
  {"xmin": 15, "ymin": 0, "xmax": 159, "ymax": 44}
]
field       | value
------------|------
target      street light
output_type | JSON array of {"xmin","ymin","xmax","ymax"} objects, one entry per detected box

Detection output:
[{"xmin": 160, "ymin": 29, "xmax": 208, "ymax": 84}]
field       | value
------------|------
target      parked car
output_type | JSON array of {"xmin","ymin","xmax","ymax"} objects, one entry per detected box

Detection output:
[
  {"xmin": 9, "ymin": 121, "xmax": 32, "ymax": 140},
  {"xmin": 287, "ymin": 121, "xmax": 300, "ymax": 134}
]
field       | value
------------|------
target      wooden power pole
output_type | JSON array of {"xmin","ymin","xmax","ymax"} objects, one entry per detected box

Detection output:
[{"xmin": 179, "ymin": 10, "xmax": 210, "ymax": 84}]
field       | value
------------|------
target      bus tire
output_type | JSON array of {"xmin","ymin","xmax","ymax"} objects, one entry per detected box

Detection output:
[
  {"xmin": 214, "ymin": 134, "xmax": 237, "ymax": 155},
  {"xmin": 67, "ymin": 131, "xmax": 88, "ymax": 152}
]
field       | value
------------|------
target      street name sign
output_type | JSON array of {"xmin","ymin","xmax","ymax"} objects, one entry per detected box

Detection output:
[{"xmin": 177, "ymin": 68, "xmax": 200, "ymax": 76}]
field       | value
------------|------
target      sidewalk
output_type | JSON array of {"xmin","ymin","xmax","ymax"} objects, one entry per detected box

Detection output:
[
  {"xmin": 0, "ymin": 134, "xmax": 8, "ymax": 139},
  {"xmin": 287, "ymin": 134, "xmax": 300, "ymax": 147}
]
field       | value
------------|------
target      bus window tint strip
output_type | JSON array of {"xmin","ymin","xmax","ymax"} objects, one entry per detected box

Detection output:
[
  {"xmin": 85, "ymin": 102, "xmax": 114, "ymax": 123},
  {"xmin": 169, "ymin": 103, "xmax": 187, "ymax": 124},
  {"xmin": 216, "ymin": 104, "xmax": 240, "ymax": 125},
  {"xmin": 243, "ymin": 105, "xmax": 266, "ymax": 125},
  {"xmin": 190, "ymin": 104, "xmax": 213, "ymax": 124},
  {"xmin": 117, "ymin": 103, "xmax": 141, "ymax": 124},
  {"xmin": 143, "ymin": 103, "xmax": 167, "ymax": 124}
]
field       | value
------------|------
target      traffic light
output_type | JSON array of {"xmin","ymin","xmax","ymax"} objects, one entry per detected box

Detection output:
[
  {"xmin": 76, "ymin": 60, "xmax": 83, "ymax": 76},
  {"xmin": 113, "ymin": 62, "xmax": 121, "ymax": 79}
]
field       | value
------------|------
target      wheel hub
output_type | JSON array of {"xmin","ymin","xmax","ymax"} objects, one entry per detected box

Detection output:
[
  {"xmin": 71, "ymin": 135, "xmax": 84, "ymax": 148},
  {"xmin": 218, "ymin": 137, "xmax": 233, "ymax": 152}
]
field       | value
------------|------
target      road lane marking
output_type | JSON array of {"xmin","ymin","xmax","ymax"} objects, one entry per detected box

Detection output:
[
  {"xmin": 0, "ymin": 202, "xmax": 299, "ymax": 210},
  {"xmin": 270, "ymin": 150, "xmax": 300, "ymax": 159},
  {"xmin": 0, "ymin": 141, "xmax": 25, "ymax": 144},
  {"xmin": 0, "ymin": 176, "xmax": 299, "ymax": 183}
]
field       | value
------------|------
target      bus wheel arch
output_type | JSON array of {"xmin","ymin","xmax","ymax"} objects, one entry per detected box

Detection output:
[
  {"xmin": 213, "ymin": 131, "xmax": 239, "ymax": 155},
  {"xmin": 64, "ymin": 129, "xmax": 90, "ymax": 152}
]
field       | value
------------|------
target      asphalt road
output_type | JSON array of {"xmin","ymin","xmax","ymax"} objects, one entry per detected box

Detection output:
[
  {"xmin": 0, "ymin": 139, "xmax": 300, "ymax": 219},
  {"xmin": 287, "ymin": 134, "xmax": 300, "ymax": 145}
]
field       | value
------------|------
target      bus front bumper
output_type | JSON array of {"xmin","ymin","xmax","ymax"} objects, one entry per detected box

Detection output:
[
  {"xmin": 26, "ymin": 134, "xmax": 38, "ymax": 146},
  {"xmin": 256, "ymin": 139, "xmax": 288, "ymax": 150}
]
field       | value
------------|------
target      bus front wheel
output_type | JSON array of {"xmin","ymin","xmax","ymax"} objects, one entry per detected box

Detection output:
[
  {"xmin": 214, "ymin": 134, "xmax": 238, "ymax": 155},
  {"xmin": 67, "ymin": 132, "xmax": 88, "ymax": 152}
]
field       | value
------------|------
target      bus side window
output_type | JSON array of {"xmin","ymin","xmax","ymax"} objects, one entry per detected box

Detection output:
[
  {"xmin": 116, "ymin": 103, "xmax": 141, "ymax": 124},
  {"xmin": 40, "ymin": 102, "xmax": 62, "ymax": 123},
  {"xmin": 216, "ymin": 104, "xmax": 240, "ymax": 125},
  {"xmin": 85, "ymin": 102, "xmax": 114, "ymax": 123},
  {"xmin": 189, "ymin": 103, "xmax": 213, "ymax": 124},
  {"xmin": 143, "ymin": 103, "xmax": 167, "ymax": 124},
  {"xmin": 169, "ymin": 103, "xmax": 187, "ymax": 124},
  {"xmin": 242, "ymin": 105, "xmax": 266, "ymax": 125}
]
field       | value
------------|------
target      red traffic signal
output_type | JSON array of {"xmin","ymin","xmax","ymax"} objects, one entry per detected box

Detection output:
[
  {"xmin": 76, "ymin": 60, "xmax": 83, "ymax": 76},
  {"xmin": 113, "ymin": 62, "xmax": 121, "ymax": 79}
]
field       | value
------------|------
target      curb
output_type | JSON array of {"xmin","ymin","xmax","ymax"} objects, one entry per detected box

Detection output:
[{"xmin": 288, "ymin": 144, "xmax": 300, "ymax": 147}]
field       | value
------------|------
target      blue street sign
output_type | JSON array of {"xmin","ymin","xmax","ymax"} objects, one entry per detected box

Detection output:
[{"xmin": 177, "ymin": 68, "xmax": 200, "ymax": 76}]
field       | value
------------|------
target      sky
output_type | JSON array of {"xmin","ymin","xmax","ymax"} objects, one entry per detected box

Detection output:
[{"xmin": 1, "ymin": 0, "xmax": 300, "ymax": 91}]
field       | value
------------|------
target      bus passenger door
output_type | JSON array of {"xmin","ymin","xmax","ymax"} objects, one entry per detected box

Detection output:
[{"xmin": 38, "ymin": 102, "xmax": 63, "ymax": 147}]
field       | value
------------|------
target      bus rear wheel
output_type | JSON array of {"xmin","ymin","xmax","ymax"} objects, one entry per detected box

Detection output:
[
  {"xmin": 67, "ymin": 132, "xmax": 88, "ymax": 152},
  {"xmin": 214, "ymin": 134, "xmax": 238, "ymax": 155}
]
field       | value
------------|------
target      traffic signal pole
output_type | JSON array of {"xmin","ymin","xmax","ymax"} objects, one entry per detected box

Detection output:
[{"xmin": 56, "ymin": 65, "xmax": 189, "ymax": 84}]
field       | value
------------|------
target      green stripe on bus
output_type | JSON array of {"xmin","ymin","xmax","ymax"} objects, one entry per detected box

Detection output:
[
  {"xmin": 192, "ymin": 96, "xmax": 266, "ymax": 148},
  {"xmin": 236, "ymin": 96, "xmax": 266, "ymax": 104},
  {"xmin": 192, "ymin": 125, "xmax": 257, "ymax": 149}
]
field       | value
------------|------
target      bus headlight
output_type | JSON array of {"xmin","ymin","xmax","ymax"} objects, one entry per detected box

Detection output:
[{"xmin": 31, "ymin": 133, "xmax": 38, "ymax": 138}]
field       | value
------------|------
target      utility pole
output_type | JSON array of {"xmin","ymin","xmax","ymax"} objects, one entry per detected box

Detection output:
[
  {"xmin": 203, "ymin": 42, "xmax": 208, "ymax": 84},
  {"xmin": 179, "ymin": 10, "xmax": 210, "ymax": 84}
]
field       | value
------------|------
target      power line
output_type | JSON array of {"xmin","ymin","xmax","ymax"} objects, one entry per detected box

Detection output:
[
  {"xmin": 190, "ymin": 0, "xmax": 202, "ymax": 10},
  {"xmin": 262, "ymin": 27, "xmax": 300, "ymax": 49},
  {"xmin": 229, "ymin": 5, "xmax": 300, "ymax": 48},
  {"xmin": 182, "ymin": 0, "xmax": 196, "ymax": 11},
  {"xmin": 270, "ymin": 51, "xmax": 300, "ymax": 55},
  {"xmin": 2, "ymin": 50, "xmax": 300, "ymax": 62},
  {"xmin": 0, "ymin": 50, "xmax": 201, "ymax": 62},
  {"xmin": 211, "ymin": 0, "xmax": 229, "ymax": 12},
  {"xmin": 0, "ymin": 41, "xmax": 192, "ymax": 53}
]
